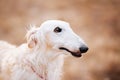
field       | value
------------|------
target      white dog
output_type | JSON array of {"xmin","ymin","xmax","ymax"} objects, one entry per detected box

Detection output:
[{"xmin": 0, "ymin": 20, "xmax": 88, "ymax": 80}]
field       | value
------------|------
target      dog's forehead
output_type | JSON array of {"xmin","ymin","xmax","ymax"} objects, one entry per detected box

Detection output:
[{"xmin": 40, "ymin": 20, "xmax": 70, "ymax": 30}]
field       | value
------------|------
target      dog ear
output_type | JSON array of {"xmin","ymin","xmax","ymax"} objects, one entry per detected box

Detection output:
[{"xmin": 26, "ymin": 27, "xmax": 38, "ymax": 48}]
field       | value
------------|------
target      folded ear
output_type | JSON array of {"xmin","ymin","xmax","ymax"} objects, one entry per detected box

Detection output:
[{"xmin": 26, "ymin": 27, "xmax": 38, "ymax": 48}]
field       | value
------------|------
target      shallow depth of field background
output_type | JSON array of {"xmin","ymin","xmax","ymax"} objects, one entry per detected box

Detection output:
[{"xmin": 0, "ymin": 0, "xmax": 120, "ymax": 80}]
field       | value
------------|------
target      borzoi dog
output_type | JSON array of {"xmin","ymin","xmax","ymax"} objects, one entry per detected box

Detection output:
[{"xmin": 0, "ymin": 20, "xmax": 88, "ymax": 80}]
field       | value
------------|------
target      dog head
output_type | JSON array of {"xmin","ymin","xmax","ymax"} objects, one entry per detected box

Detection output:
[{"xmin": 26, "ymin": 20, "xmax": 88, "ymax": 57}]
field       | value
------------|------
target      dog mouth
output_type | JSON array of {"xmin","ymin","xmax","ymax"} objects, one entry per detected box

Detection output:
[{"xmin": 59, "ymin": 47, "xmax": 82, "ymax": 57}]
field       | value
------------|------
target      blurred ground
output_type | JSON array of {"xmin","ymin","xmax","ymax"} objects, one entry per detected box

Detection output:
[{"xmin": 0, "ymin": 0, "xmax": 120, "ymax": 80}]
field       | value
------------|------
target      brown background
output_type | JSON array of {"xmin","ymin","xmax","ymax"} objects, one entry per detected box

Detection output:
[{"xmin": 0, "ymin": 0, "xmax": 120, "ymax": 80}]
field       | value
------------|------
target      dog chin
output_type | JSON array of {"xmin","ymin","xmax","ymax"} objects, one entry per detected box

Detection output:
[
  {"xmin": 70, "ymin": 52, "xmax": 82, "ymax": 57},
  {"xmin": 59, "ymin": 47, "xmax": 82, "ymax": 57}
]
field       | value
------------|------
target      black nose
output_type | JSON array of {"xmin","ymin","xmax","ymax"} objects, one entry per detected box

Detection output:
[{"xmin": 79, "ymin": 46, "xmax": 88, "ymax": 53}]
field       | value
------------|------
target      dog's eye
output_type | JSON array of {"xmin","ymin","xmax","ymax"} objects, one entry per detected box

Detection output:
[{"xmin": 54, "ymin": 27, "xmax": 62, "ymax": 33}]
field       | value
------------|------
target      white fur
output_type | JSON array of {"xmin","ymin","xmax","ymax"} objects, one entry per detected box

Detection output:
[{"xmin": 0, "ymin": 20, "xmax": 87, "ymax": 80}]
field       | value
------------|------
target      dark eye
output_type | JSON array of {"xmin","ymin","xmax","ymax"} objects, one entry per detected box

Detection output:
[{"xmin": 54, "ymin": 27, "xmax": 62, "ymax": 33}]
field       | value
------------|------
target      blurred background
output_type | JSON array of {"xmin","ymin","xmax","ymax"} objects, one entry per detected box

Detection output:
[{"xmin": 0, "ymin": 0, "xmax": 120, "ymax": 80}]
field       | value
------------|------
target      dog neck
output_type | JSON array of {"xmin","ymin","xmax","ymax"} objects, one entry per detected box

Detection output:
[
  {"xmin": 26, "ymin": 59, "xmax": 47, "ymax": 80},
  {"xmin": 26, "ymin": 46, "xmax": 64, "ymax": 80}
]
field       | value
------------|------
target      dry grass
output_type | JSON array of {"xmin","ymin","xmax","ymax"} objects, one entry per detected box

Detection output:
[{"xmin": 0, "ymin": 0, "xmax": 120, "ymax": 80}]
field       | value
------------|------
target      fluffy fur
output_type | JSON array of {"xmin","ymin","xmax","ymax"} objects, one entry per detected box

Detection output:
[{"xmin": 0, "ymin": 20, "xmax": 88, "ymax": 80}]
